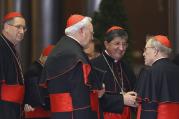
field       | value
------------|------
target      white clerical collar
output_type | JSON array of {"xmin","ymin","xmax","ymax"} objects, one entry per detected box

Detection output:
[
  {"xmin": 67, "ymin": 35, "xmax": 80, "ymax": 44},
  {"xmin": 104, "ymin": 50, "xmax": 118, "ymax": 63}
]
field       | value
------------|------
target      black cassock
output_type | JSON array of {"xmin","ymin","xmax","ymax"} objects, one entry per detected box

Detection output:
[
  {"xmin": 0, "ymin": 34, "xmax": 24, "ymax": 119},
  {"xmin": 90, "ymin": 52, "xmax": 136, "ymax": 119},
  {"xmin": 40, "ymin": 36, "xmax": 99, "ymax": 119},
  {"xmin": 24, "ymin": 61, "xmax": 50, "ymax": 119},
  {"xmin": 136, "ymin": 58, "xmax": 179, "ymax": 119}
]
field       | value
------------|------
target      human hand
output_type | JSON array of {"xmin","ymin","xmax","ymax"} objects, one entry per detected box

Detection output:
[
  {"xmin": 24, "ymin": 104, "xmax": 35, "ymax": 112},
  {"xmin": 97, "ymin": 83, "xmax": 105, "ymax": 98},
  {"xmin": 123, "ymin": 91, "xmax": 138, "ymax": 107}
]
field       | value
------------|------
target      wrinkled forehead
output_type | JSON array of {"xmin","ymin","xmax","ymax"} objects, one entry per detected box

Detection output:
[{"xmin": 13, "ymin": 17, "xmax": 26, "ymax": 25}]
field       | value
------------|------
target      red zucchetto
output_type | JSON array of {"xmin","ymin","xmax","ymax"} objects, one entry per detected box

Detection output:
[
  {"xmin": 66, "ymin": 14, "xmax": 85, "ymax": 28},
  {"xmin": 3, "ymin": 12, "xmax": 23, "ymax": 22},
  {"xmin": 154, "ymin": 35, "xmax": 172, "ymax": 48},
  {"xmin": 106, "ymin": 26, "xmax": 123, "ymax": 33}
]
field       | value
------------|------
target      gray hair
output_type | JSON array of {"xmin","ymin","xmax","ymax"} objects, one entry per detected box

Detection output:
[
  {"xmin": 147, "ymin": 36, "xmax": 172, "ymax": 56},
  {"xmin": 2, "ymin": 19, "xmax": 14, "ymax": 29}
]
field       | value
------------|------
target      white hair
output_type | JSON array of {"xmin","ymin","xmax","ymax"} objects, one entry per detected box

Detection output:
[
  {"xmin": 65, "ymin": 17, "xmax": 92, "ymax": 35},
  {"xmin": 148, "ymin": 38, "xmax": 172, "ymax": 56}
]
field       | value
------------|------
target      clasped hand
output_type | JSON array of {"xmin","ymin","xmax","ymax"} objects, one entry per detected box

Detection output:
[{"xmin": 123, "ymin": 91, "xmax": 138, "ymax": 107}]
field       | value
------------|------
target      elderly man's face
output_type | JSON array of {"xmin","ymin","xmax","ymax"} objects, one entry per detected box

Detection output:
[
  {"xmin": 143, "ymin": 39, "xmax": 156, "ymax": 66},
  {"xmin": 82, "ymin": 23, "xmax": 93, "ymax": 48},
  {"xmin": 105, "ymin": 37, "xmax": 128, "ymax": 60},
  {"xmin": 5, "ymin": 17, "xmax": 26, "ymax": 44}
]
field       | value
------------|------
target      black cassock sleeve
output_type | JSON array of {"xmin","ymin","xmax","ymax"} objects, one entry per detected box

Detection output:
[
  {"xmin": 100, "ymin": 93, "xmax": 124, "ymax": 113},
  {"xmin": 24, "ymin": 62, "xmax": 49, "ymax": 109},
  {"xmin": 24, "ymin": 74, "xmax": 44, "ymax": 107},
  {"xmin": 89, "ymin": 67, "xmax": 106, "ymax": 90},
  {"xmin": 136, "ymin": 67, "xmax": 158, "ymax": 119}
]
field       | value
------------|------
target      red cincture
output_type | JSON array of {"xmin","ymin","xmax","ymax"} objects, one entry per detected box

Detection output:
[
  {"xmin": 25, "ymin": 107, "xmax": 50, "ymax": 118},
  {"xmin": 104, "ymin": 107, "xmax": 131, "ymax": 119},
  {"xmin": 0, "ymin": 83, "xmax": 24, "ymax": 104},
  {"xmin": 82, "ymin": 64, "xmax": 91, "ymax": 84},
  {"xmin": 50, "ymin": 93, "xmax": 73, "ymax": 112},
  {"xmin": 137, "ymin": 103, "xmax": 179, "ymax": 119},
  {"xmin": 157, "ymin": 103, "xmax": 179, "ymax": 119}
]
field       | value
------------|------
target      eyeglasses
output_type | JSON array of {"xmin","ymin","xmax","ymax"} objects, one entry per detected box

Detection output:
[
  {"xmin": 143, "ymin": 47, "xmax": 155, "ymax": 52},
  {"xmin": 8, "ymin": 24, "xmax": 27, "ymax": 32},
  {"xmin": 111, "ymin": 42, "xmax": 128, "ymax": 48}
]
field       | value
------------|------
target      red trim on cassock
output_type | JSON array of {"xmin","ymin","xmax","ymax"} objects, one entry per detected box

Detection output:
[
  {"xmin": 0, "ymin": 83, "xmax": 24, "ymax": 104},
  {"xmin": 157, "ymin": 103, "xmax": 179, "ymax": 119},
  {"xmin": 25, "ymin": 107, "xmax": 50, "ymax": 118},
  {"xmin": 39, "ymin": 82, "xmax": 48, "ymax": 88},
  {"xmin": 82, "ymin": 64, "xmax": 91, "ymax": 84},
  {"xmin": 50, "ymin": 93, "xmax": 73, "ymax": 112},
  {"xmin": 90, "ymin": 91, "xmax": 100, "ymax": 119},
  {"xmin": 104, "ymin": 106, "xmax": 131, "ymax": 119},
  {"xmin": 137, "ymin": 104, "xmax": 142, "ymax": 119}
]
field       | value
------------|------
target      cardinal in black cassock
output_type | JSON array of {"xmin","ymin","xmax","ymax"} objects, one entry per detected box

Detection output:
[
  {"xmin": 0, "ymin": 12, "xmax": 25, "ymax": 119},
  {"xmin": 91, "ymin": 26, "xmax": 137, "ymax": 119},
  {"xmin": 40, "ymin": 14, "xmax": 100, "ymax": 119},
  {"xmin": 136, "ymin": 35, "xmax": 179, "ymax": 119}
]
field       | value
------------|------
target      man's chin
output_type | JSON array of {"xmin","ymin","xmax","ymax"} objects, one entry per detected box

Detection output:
[
  {"xmin": 114, "ymin": 56, "xmax": 122, "ymax": 61},
  {"xmin": 18, "ymin": 37, "xmax": 24, "ymax": 41},
  {"xmin": 16, "ymin": 38, "xmax": 23, "ymax": 43},
  {"xmin": 145, "ymin": 62, "xmax": 151, "ymax": 66}
]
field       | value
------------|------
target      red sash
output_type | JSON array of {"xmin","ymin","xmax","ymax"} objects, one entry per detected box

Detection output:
[
  {"xmin": 25, "ymin": 107, "xmax": 50, "ymax": 118},
  {"xmin": 50, "ymin": 93, "xmax": 73, "ymax": 112},
  {"xmin": 104, "ymin": 106, "xmax": 131, "ymax": 119},
  {"xmin": 137, "ymin": 103, "xmax": 179, "ymax": 119},
  {"xmin": 0, "ymin": 83, "xmax": 24, "ymax": 104},
  {"xmin": 157, "ymin": 103, "xmax": 179, "ymax": 119}
]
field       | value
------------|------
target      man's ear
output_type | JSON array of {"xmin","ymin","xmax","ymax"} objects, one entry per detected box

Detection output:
[
  {"xmin": 80, "ymin": 27, "xmax": 86, "ymax": 38},
  {"xmin": 154, "ymin": 48, "xmax": 159, "ymax": 56},
  {"xmin": 3, "ymin": 23, "xmax": 9, "ymax": 32},
  {"xmin": 80, "ymin": 27, "xmax": 84, "ymax": 34}
]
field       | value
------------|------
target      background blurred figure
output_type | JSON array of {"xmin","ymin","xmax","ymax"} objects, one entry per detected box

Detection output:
[
  {"xmin": 91, "ymin": 26, "xmax": 137, "ymax": 119},
  {"xmin": 24, "ymin": 45, "xmax": 54, "ymax": 119},
  {"xmin": 136, "ymin": 35, "xmax": 179, "ymax": 119},
  {"xmin": 40, "ymin": 14, "xmax": 100, "ymax": 119},
  {"xmin": 0, "ymin": 12, "xmax": 26, "ymax": 119},
  {"xmin": 84, "ymin": 38, "xmax": 103, "ymax": 60}
]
